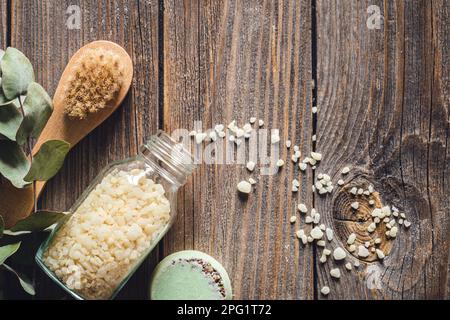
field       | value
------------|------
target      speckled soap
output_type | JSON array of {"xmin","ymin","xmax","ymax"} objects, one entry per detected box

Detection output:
[{"xmin": 150, "ymin": 250, "xmax": 232, "ymax": 300}]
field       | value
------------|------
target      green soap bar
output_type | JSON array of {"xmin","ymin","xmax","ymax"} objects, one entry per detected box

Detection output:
[{"xmin": 150, "ymin": 250, "xmax": 232, "ymax": 300}]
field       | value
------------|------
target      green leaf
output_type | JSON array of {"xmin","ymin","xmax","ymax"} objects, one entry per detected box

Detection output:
[
  {"xmin": 0, "ymin": 49, "xmax": 4, "ymax": 77},
  {"xmin": 0, "ymin": 100, "xmax": 23, "ymax": 141},
  {"xmin": 0, "ymin": 48, "xmax": 35, "ymax": 100},
  {"xmin": 1, "ymin": 263, "xmax": 35, "ymax": 295},
  {"xmin": 24, "ymin": 140, "xmax": 70, "ymax": 182},
  {"xmin": 0, "ymin": 215, "xmax": 4, "ymax": 237},
  {"xmin": 9, "ymin": 210, "xmax": 67, "ymax": 232},
  {"xmin": 0, "ymin": 140, "xmax": 31, "ymax": 188},
  {"xmin": 0, "ymin": 97, "xmax": 20, "ymax": 108},
  {"xmin": 0, "ymin": 84, "xmax": 8, "ymax": 105},
  {"xmin": 0, "ymin": 82, "xmax": 7, "ymax": 105},
  {"xmin": 0, "ymin": 91, "xmax": 7, "ymax": 105},
  {"xmin": 0, "ymin": 242, "xmax": 21, "ymax": 265},
  {"xmin": 16, "ymin": 82, "xmax": 53, "ymax": 145},
  {"xmin": 0, "ymin": 49, "xmax": 5, "ymax": 102}
]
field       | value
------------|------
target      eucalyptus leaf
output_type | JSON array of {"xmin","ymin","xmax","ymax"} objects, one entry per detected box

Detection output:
[
  {"xmin": 0, "ymin": 94, "xmax": 9, "ymax": 105},
  {"xmin": 0, "ymin": 231, "xmax": 47, "ymax": 267},
  {"xmin": 0, "ymin": 88, "xmax": 7, "ymax": 105},
  {"xmin": 0, "ymin": 100, "xmax": 23, "ymax": 141},
  {"xmin": 10, "ymin": 210, "xmax": 68, "ymax": 232},
  {"xmin": 15, "ymin": 82, "xmax": 53, "ymax": 145},
  {"xmin": 0, "ymin": 93, "xmax": 7, "ymax": 105},
  {"xmin": 0, "ymin": 140, "xmax": 31, "ymax": 188},
  {"xmin": 0, "ymin": 48, "xmax": 35, "ymax": 100},
  {"xmin": 0, "ymin": 85, "xmax": 7, "ymax": 105},
  {"xmin": 24, "ymin": 140, "xmax": 70, "ymax": 182},
  {"xmin": 0, "ymin": 49, "xmax": 4, "ymax": 77},
  {"xmin": 1, "ymin": 263, "xmax": 35, "ymax": 295},
  {"xmin": 0, "ymin": 242, "xmax": 21, "ymax": 265}
]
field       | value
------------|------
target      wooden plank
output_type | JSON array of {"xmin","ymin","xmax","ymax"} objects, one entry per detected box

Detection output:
[
  {"xmin": 164, "ymin": 0, "xmax": 314, "ymax": 299},
  {"xmin": 0, "ymin": 0, "xmax": 6, "ymax": 48},
  {"xmin": 429, "ymin": 0, "xmax": 450, "ymax": 300},
  {"xmin": 315, "ymin": 0, "xmax": 449, "ymax": 299},
  {"xmin": 7, "ymin": 0, "xmax": 160, "ymax": 299}
]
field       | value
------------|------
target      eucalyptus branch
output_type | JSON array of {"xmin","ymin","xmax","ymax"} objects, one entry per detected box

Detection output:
[
  {"xmin": 0, "ymin": 47, "xmax": 70, "ymax": 298},
  {"xmin": 17, "ymin": 96, "xmax": 37, "ymax": 213}
]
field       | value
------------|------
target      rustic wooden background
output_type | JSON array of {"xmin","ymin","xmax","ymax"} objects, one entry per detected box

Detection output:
[{"xmin": 0, "ymin": 0, "xmax": 448, "ymax": 300}]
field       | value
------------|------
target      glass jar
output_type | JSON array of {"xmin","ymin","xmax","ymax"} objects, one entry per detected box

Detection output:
[{"xmin": 35, "ymin": 130, "xmax": 196, "ymax": 300}]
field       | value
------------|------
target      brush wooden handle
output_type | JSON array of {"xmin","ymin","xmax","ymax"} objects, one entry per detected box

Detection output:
[{"xmin": 0, "ymin": 41, "xmax": 133, "ymax": 228}]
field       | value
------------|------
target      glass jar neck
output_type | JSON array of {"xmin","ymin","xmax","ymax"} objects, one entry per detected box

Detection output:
[{"xmin": 139, "ymin": 130, "xmax": 196, "ymax": 188}]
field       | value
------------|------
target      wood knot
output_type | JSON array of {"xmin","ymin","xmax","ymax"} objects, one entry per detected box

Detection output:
[{"xmin": 332, "ymin": 176, "xmax": 393, "ymax": 262}]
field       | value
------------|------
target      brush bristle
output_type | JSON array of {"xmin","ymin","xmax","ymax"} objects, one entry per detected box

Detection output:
[{"xmin": 63, "ymin": 48, "xmax": 124, "ymax": 119}]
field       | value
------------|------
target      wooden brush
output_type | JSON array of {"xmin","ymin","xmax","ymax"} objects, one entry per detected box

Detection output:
[{"xmin": 0, "ymin": 40, "xmax": 133, "ymax": 228}]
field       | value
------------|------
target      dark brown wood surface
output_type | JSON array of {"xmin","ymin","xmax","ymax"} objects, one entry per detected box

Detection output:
[
  {"xmin": 315, "ymin": 0, "xmax": 449, "ymax": 299},
  {"xmin": 0, "ymin": 0, "xmax": 6, "ymax": 49},
  {"xmin": 0, "ymin": 0, "xmax": 448, "ymax": 300},
  {"xmin": 163, "ymin": 0, "xmax": 314, "ymax": 299}
]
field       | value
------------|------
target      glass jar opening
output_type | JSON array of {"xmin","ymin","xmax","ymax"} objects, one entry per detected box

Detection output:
[{"xmin": 140, "ymin": 130, "xmax": 196, "ymax": 188}]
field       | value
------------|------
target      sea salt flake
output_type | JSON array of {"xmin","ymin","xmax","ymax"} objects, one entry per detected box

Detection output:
[
  {"xmin": 342, "ymin": 167, "xmax": 350, "ymax": 174},
  {"xmin": 246, "ymin": 161, "xmax": 256, "ymax": 172},
  {"xmin": 215, "ymin": 124, "xmax": 224, "ymax": 132},
  {"xmin": 347, "ymin": 233, "xmax": 357, "ymax": 245},
  {"xmin": 333, "ymin": 247, "xmax": 347, "ymax": 261},
  {"xmin": 285, "ymin": 140, "xmax": 291, "ymax": 148},
  {"xmin": 310, "ymin": 227, "xmax": 324, "ymax": 239},
  {"xmin": 376, "ymin": 249, "xmax": 385, "ymax": 260},
  {"xmin": 326, "ymin": 228, "xmax": 334, "ymax": 241},
  {"xmin": 330, "ymin": 268, "xmax": 341, "ymax": 279},
  {"xmin": 298, "ymin": 204, "xmax": 308, "ymax": 213},
  {"xmin": 311, "ymin": 152, "xmax": 322, "ymax": 161},
  {"xmin": 357, "ymin": 245, "xmax": 370, "ymax": 258},
  {"xmin": 320, "ymin": 286, "xmax": 330, "ymax": 295},
  {"xmin": 237, "ymin": 181, "xmax": 252, "ymax": 194},
  {"xmin": 276, "ymin": 159, "xmax": 285, "ymax": 167}
]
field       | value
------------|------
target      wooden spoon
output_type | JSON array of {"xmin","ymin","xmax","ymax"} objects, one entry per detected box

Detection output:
[{"xmin": 0, "ymin": 40, "xmax": 133, "ymax": 228}]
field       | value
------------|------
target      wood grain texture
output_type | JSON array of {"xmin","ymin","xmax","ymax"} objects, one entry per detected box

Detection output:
[
  {"xmin": 0, "ymin": 0, "xmax": 6, "ymax": 48},
  {"xmin": 0, "ymin": 0, "xmax": 448, "ymax": 300},
  {"xmin": 315, "ymin": 0, "xmax": 449, "ymax": 299},
  {"xmin": 163, "ymin": 0, "xmax": 314, "ymax": 299},
  {"xmin": 5, "ymin": 0, "xmax": 160, "ymax": 299}
]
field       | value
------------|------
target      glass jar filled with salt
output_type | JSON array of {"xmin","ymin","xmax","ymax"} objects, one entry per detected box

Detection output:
[{"xmin": 36, "ymin": 131, "xmax": 196, "ymax": 300}]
